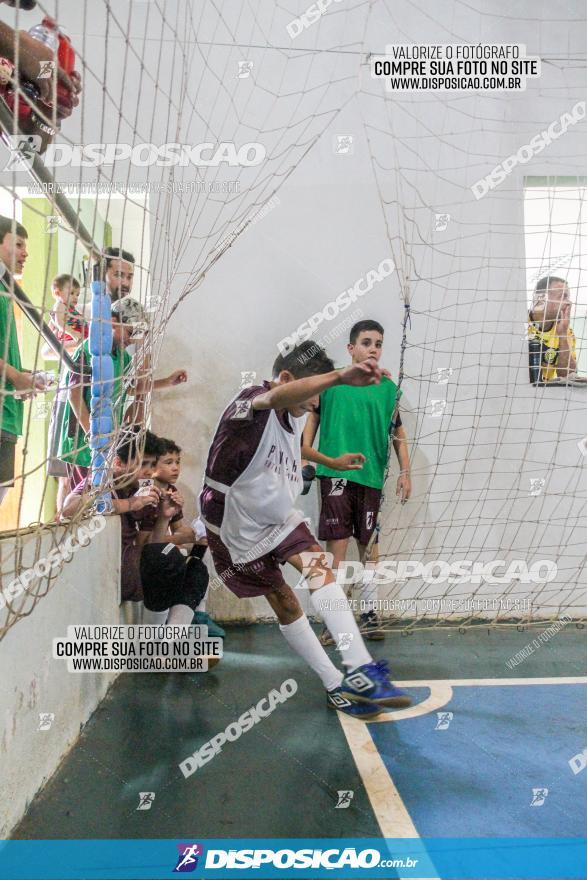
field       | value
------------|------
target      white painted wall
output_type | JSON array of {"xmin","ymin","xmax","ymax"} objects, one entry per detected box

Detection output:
[{"xmin": 0, "ymin": 518, "xmax": 120, "ymax": 837}]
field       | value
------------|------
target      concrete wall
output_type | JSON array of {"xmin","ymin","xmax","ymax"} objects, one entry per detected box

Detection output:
[{"xmin": 0, "ymin": 518, "xmax": 120, "ymax": 837}]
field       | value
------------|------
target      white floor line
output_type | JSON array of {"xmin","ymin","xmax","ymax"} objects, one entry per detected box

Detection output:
[
  {"xmin": 371, "ymin": 677, "xmax": 587, "ymax": 723},
  {"xmin": 337, "ymin": 713, "xmax": 439, "ymax": 880},
  {"xmin": 337, "ymin": 712, "xmax": 419, "ymax": 838},
  {"xmin": 396, "ymin": 676, "xmax": 587, "ymax": 687}
]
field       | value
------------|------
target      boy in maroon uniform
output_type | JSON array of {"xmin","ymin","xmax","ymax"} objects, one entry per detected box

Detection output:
[{"xmin": 200, "ymin": 342, "xmax": 412, "ymax": 719}]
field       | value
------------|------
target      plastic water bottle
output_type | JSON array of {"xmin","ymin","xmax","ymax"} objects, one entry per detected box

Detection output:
[{"xmin": 27, "ymin": 20, "xmax": 59, "ymax": 52}]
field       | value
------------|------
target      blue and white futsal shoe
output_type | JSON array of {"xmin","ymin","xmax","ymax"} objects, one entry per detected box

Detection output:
[
  {"xmin": 343, "ymin": 659, "xmax": 412, "ymax": 707},
  {"xmin": 326, "ymin": 687, "xmax": 383, "ymax": 720}
]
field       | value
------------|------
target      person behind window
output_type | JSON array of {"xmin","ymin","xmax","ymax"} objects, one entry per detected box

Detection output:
[{"xmin": 528, "ymin": 276, "xmax": 577, "ymax": 382}]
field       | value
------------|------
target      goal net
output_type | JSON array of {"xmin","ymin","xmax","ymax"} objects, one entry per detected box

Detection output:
[{"xmin": 0, "ymin": 0, "xmax": 585, "ymax": 642}]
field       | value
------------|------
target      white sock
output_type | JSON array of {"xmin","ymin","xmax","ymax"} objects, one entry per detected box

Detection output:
[
  {"xmin": 0, "ymin": 486, "xmax": 8, "ymax": 507},
  {"xmin": 166, "ymin": 604, "xmax": 195, "ymax": 625},
  {"xmin": 279, "ymin": 614, "xmax": 343, "ymax": 692},
  {"xmin": 361, "ymin": 568, "xmax": 379, "ymax": 614},
  {"xmin": 310, "ymin": 582, "xmax": 372, "ymax": 670},
  {"xmin": 196, "ymin": 594, "xmax": 207, "ymax": 613}
]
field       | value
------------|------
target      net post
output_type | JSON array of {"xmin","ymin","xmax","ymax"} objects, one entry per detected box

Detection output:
[{"xmin": 89, "ymin": 258, "xmax": 113, "ymax": 513}]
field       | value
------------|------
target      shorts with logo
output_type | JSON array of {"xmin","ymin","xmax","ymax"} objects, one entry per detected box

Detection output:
[
  {"xmin": 206, "ymin": 521, "xmax": 317, "ymax": 599},
  {"xmin": 318, "ymin": 477, "xmax": 381, "ymax": 545}
]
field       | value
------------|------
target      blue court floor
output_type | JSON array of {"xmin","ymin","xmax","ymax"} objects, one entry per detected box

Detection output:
[{"xmin": 353, "ymin": 679, "xmax": 587, "ymax": 838}]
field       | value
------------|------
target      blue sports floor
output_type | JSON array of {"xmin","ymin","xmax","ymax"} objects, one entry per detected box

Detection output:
[
  {"xmin": 12, "ymin": 625, "xmax": 587, "ymax": 864},
  {"xmin": 361, "ymin": 680, "xmax": 587, "ymax": 838}
]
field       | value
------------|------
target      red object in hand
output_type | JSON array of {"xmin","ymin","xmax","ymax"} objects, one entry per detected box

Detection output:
[
  {"xmin": 0, "ymin": 17, "xmax": 80, "ymax": 152},
  {"xmin": 30, "ymin": 17, "xmax": 77, "ymax": 120}
]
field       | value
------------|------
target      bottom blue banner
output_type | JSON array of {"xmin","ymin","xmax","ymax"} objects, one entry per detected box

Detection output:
[{"xmin": 0, "ymin": 837, "xmax": 586, "ymax": 879}]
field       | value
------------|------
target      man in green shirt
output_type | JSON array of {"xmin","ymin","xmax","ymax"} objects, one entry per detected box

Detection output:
[
  {"xmin": 0, "ymin": 216, "xmax": 45, "ymax": 504},
  {"xmin": 58, "ymin": 297, "xmax": 143, "ymax": 492},
  {"xmin": 301, "ymin": 320, "xmax": 411, "ymax": 641}
]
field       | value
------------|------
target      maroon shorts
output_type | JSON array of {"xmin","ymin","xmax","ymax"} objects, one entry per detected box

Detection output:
[
  {"xmin": 206, "ymin": 522, "xmax": 317, "ymax": 599},
  {"xmin": 318, "ymin": 477, "xmax": 381, "ymax": 546}
]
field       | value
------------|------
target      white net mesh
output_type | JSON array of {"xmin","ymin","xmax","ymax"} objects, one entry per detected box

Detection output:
[{"xmin": 0, "ymin": 0, "xmax": 585, "ymax": 640}]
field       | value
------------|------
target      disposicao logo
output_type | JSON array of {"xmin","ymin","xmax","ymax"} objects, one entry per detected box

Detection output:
[{"xmin": 173, "ymin": 843, "xmax": 204, "ymax": 872}]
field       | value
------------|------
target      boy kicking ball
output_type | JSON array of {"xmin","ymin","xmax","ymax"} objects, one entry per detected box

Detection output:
[{"xmin": 199, "ymin": 341, "xmax": 412, "ymax": 720}]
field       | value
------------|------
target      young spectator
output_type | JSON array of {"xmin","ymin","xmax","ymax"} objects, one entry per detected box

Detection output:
[
  {"xmin": 153, "ymin": 438, "xmax": 225, "ymax": 638},
  {"xmin": 62, "ymin": 429, "xmax": 163, "ymax": 600},
  {"xmin": 48, "ymin": 274, "xmax": 86, "ymax": 344},
  {"xmin": 62, "ymin": 430, "xmax": 210, "ymax": 629},
  {"xmin": 0, "ymin": 216, "xmax": 45, "ymax": 506},
  {"xmin": 57, "ymin": 297, "xmax": 144, "ymax": 492},
  {"xmin": 45, "ymin": 274, "xmax": 87, "ymax": 515},
  {"xmin": 148, "ymin": 437, "xmax": 193, "ymax": 543}
]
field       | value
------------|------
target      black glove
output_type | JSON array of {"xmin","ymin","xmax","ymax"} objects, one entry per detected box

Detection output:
[{"xmin": 301, "ymin": 464, "xmax": 316, "ymax": 495}]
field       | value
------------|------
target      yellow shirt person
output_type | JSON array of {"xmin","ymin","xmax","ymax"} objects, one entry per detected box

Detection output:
[
  {"xmin": 528, "ymin": 321, "xmax": 577, "ymax": 382},
  {"xmin": 529, "ymin": 276, "xmax": 576, "ymax": 382}
]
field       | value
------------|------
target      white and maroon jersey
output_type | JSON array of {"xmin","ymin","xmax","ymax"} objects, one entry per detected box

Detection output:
[{"xmin": 199, "ymin": 382, "xmax": 307, "ymax": 563}]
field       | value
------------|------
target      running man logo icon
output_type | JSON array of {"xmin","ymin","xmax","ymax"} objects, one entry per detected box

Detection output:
[
  {"xmin": 37, "ymin": 60, "xmax": 56, "ymax": 79},
  {"xmin": 530, "ymin": 788, "xmax": 548, "ymax": 806},
  {"xmin": 336, "ymin": 632, "xmax": 354, "ymax": 651},
  {"xmin": 146, "ymin": 294, "xmax": 163, "ymax": 312},
  {"xmin": 240, "ymin": 370, "xmax": 256, "ymax": 388},
  {"xmin": 232, "ymin": 399, "xmax": 252, "ymax": 420},
  {"xmin": 436, "ymin": 367, "xmax": 453, "ymax": 385},
  {"xmin": 38, "ymin": 712, "xmax": 55, "ymax": 731},
  {"xmin": 428, "ymin": 399, "xmax": 447, "ymax": 417},
  {"xmin": 237, "ymin": 60, "xmax": 253, "ymax": 78},
  {"xmin": 435, "ymin": 711, "xmax": 453, "ymax": 730},
  {"xmin": 335, "ymin": 790, "xmax": 354, "ymax": 808},
  {"xmin": 529, "ymin": 478, "xmax": 545, "ymax": 497},
  {"xmin": 33, "ymin": 400, "xmax": 52, "ymax": 420},
  {"xmin": 3, "ymin": 134, "xmax": 42, "ymax": 171},
  {"xmin": 46, "ymin": 215, "xmax": 59, "ymax": 234},
  {"xmin": 329, "ymin": 478, "xmax": 347, "ymax": 496},
  {"xmin": 301, "ymin": 550, "xmax": 334, "ymax": 588},
  {"xmin": 334, "ymin": 135, "xmax": 354, "ymax": 155},
  {"xmin": 174, "ymin": 843, "xmax": 204, "ymax": 873},
  {"xmin": 136, "ymin": 792, "xmax": 156, "ymax": 811},
  {"xmin": 434, "ymin": 213, "xmax": 450, "ymax": 231}
]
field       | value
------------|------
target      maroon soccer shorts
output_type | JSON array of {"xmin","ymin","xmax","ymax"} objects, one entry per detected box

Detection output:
[
  {"xmin": 206, "ymin": 521, "xmax": 318, "ymax": 598},
  {"xmin": 318, "ymin": 477, "xmax": 382, "ymax": 546}
]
